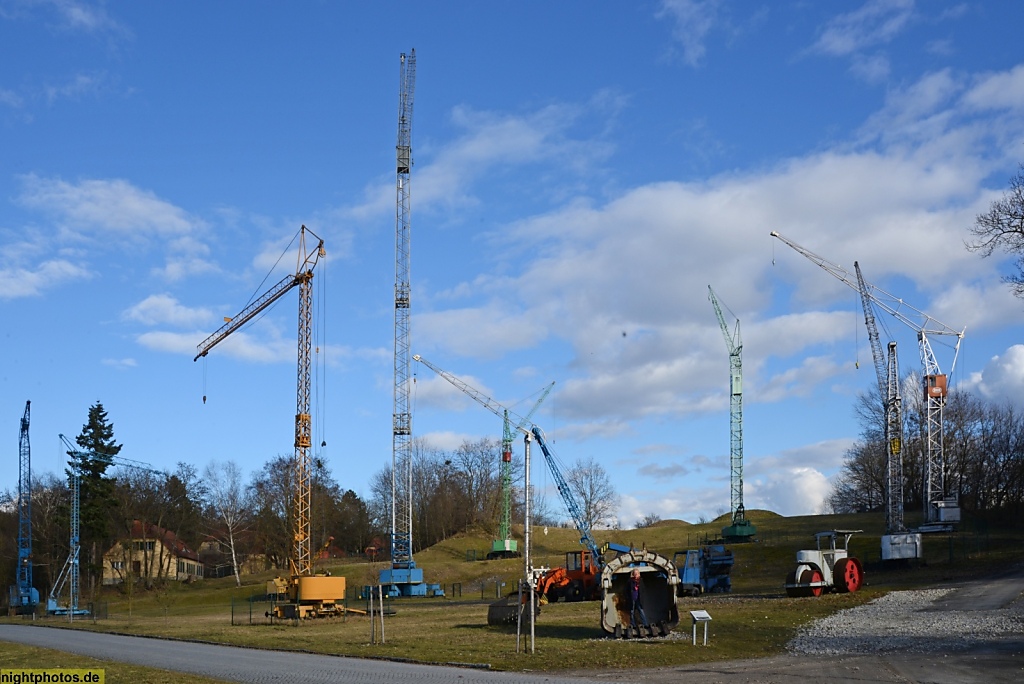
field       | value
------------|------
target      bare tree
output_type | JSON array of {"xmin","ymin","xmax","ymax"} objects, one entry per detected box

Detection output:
[
  {"xmin": 203, "ymin": 460, "xmax": 250, "ymax": 586},
  {"xmin": 968, "ymin": 165, "xmax": 1024, "ymax": 297},
  {"xmin": 565, "ymin": 456, "xmax": 620, "ymax": 531}
]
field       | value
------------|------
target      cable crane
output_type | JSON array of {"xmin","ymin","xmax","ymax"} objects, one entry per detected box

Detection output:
[
  {"xmin": 384, "ymin": 48, "xmax": 424, "ymax": 597},
  {"xmin": 708, "ymin": 287, "xmax": 756, "ymax": 543},
  {"xmin": 491, "ymin": 383, "xmax": 554, "ymax": 560},
  {"xmin": 9, "ymin": 401, "xmax": 38, "ymax": 614},
  {"xmin": 194, "ymin": 226, "xmax": 344, "ymax": 618},
  {"xmin": 770, "ymin": 231, "xmax": 965, "ymax": 529}
]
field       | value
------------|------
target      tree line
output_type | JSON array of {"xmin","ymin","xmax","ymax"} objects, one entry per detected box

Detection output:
[
  {"xmin": 827, "ymin": 374, "xmax": 1024, "ymax": 519},
  {"xmin": 2, "ymin": 402, "xmax": 619, "ymax": 602}
]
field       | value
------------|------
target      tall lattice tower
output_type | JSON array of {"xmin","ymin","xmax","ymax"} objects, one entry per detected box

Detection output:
[
  {"xmin": 11, "ymin": 400, "xmax": 37, "ymax": 612},
  {"xmin": 708, "ymin": 287, "xmax": 756, "ymax": 542},
  {"xmin": 384, "ymin": 49, "xmax": 424, "ymax": 595}
]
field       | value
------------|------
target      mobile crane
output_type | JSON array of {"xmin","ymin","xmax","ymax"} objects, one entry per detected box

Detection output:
[{"xmin": 195, "ymin": 226, "xmax": 344, "ymax": 619}]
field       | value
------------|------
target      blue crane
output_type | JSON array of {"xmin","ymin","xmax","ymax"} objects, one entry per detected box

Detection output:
[
  {"xmin": 9, "ymin": 401, "xmax": 38, "ymax": 613},
  {"xmin": 49, "ymin": 434, "xmax": 161, "ymax": 617}
]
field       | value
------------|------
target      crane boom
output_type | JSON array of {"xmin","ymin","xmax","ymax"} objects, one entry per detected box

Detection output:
[
  {"xmin": 769, "ymin": 231, "xmax": 965, "ymax": 376},
  {"xmin": 193, "ymin": 225, "xmax": 324, "ymax": 577},
  {"xmin": 530, "ymin": 426, "xmax": 601, "ymax": 559},
  {"xmin": 770, "ymin": 231, "xmax": 964, "ymax": 525},
  {"xmin": 855, "ymin": 261, "xmax": 888, "ymax": 400}
]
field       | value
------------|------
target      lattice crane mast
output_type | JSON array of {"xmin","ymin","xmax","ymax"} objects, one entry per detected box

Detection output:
[
  {"xmin": 884, "ymin": 341, "xmax": 906, "ymax": 535},
  {"xmin": 9, "ymin": 401, "xmax": 38, "ymax": 613},
  {"xmin": 854, "ymin": 263, "xmax": 909, "ymax": 537},
  {"xmin": 493, "ymin": 383, "xmax": 554, "ymax": 559},
  {"xmin": 194, "ymin": 225, "xmax": 324, "ymax": 578},
  {"xmin": 770, "ymin": 231, "xmax": 965, "ymax": 527},
  {"xmin": 708, "ymin": 287, "xmax": 756, "ymax": 542},
  {"xmin": 385, "ymin": 48, "xmax": 421, "ymax": 596},
  {"xmin": 50, "ymin": 434, "xmax": 160, "ymax": 617}
]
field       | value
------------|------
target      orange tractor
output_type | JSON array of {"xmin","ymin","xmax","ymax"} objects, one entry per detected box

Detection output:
[{"xmin": 536, "ymin": 548, "xmax": 602, "ymax": 602}]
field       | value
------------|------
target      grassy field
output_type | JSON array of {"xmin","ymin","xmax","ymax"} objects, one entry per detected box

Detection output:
[{"xmin": 3, "ymin": 509, "xmax": 1018, "ymax": 677}]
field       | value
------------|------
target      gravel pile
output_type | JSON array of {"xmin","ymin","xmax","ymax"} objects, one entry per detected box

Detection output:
[{"xmin": 787, "ymin": 588, "xmax": 1024, "ymax": 655}]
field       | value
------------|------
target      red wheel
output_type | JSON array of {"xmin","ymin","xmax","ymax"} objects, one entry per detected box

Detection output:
[
  {"xmin": 834, "ymin": 557, "xmax": 863, "ymax": 593},
  {"xmin": 800, "ymin": 568, "xmax": 824, "ymax": 597}
]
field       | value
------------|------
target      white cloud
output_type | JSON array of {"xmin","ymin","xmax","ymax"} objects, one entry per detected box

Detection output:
[
  {"xmin": 0, "ymin": 259, "xmax": 91, "ymax": 299},
  {"xmin": 966, "ymin": 345, "xmax": 1024, "ymax": 407},
  {"xmin": 123, "ymin": 294, "xmax": 211, "ymax": 328},
  {"xmin": 17, "ymin": 174, "xmax": 202, "ymax": 241},
  {"xmin": 101, "ymin": 357, "xmax": 137, "ymax": 370},
  {"xmin": 656, "ymin": 0, "xmax": 723, "ymax": 68},
  {"xmin": 811, "ymin": 0, "xmax": 915, "ymax": 57},
  {"xmin": 43, "ymin": 71, "xmax": 108, "ymax": 104}
]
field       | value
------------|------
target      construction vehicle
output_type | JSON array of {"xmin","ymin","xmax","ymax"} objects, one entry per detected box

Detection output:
[
  {"xmin": 672, "ymin": 544, "xmax": 734, "ymax": 596},
  {"xmin": 771, "ymin": 231, "xmax": 965, "ymax": 530},
  {"xmin": 9, "ymin": 401, "xmax": 38, "ymax": 615},
  {"xmin": 708, "ymin": 286, "xmax": 756, "ymax": 542},
  {"xmin": 535, "ymin": 543, "xmax": 631, "ymax": 603},
  {"xmin": 195, "ymin": 225, "xmax": 345, "ymax": 619},
  {"xmin": 600, "ymin": 548, "xmax": 680, "ymax": 638},
  {"xmin": 784, "ymin": 529, "xmax": 864, "ymax": 597}
]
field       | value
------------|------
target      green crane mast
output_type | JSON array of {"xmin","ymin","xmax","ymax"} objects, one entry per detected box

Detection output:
[
  {"xmin": 491, "ymin": 382, "xmax": 555, "ymax": 559},
  {"xmin": 708, "ymin": 286, "xmax": 756, "ymax": 543}
]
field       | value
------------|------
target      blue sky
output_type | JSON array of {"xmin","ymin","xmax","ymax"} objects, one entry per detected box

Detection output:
[{"xmin": 3, "ymin": 0, "xmax": 1024, "ymax": 529}]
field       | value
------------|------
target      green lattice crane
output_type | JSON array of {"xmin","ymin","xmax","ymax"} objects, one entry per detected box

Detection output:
[
  {"xmin": 708, "ymin": 286, "xmax": 756, "ymax": 543},
  {"xmin": 490, "ymin": 382, "xmax": 555, "ymax": 559}
]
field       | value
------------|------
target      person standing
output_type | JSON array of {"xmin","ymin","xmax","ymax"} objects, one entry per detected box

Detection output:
[{"xmin": 629, "ymin": 567, "xmax": 649, "ymax": 633}]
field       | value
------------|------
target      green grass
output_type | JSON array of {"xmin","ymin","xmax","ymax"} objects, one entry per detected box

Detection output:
[
  {"xmin": 5, "ymin": 510, "xmax": 1018, "ymax": 675},
  {"xmin": 0, "ymin": 642, "xmax": 232, "ymax": 683}
]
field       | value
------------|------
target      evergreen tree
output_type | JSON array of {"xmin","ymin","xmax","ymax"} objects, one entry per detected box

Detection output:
[{"xmin": 66, "ymin": 401, "xmax": 121, "ymax": 584}]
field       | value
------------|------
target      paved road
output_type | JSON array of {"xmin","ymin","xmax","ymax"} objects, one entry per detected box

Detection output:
[{"xmin": 0, "ymin": 626, "xmax": 602, "ymax": 684}]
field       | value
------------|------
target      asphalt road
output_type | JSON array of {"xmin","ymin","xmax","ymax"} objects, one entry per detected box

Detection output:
[{"xmin": 0, "ymin": 625, "xmax": 604, "ymax": 684}]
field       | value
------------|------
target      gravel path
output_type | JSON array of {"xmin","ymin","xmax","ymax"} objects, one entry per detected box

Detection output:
[{"xmin": 788, "ymin": 584, "xmax": 1024, "ymax": 656}]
